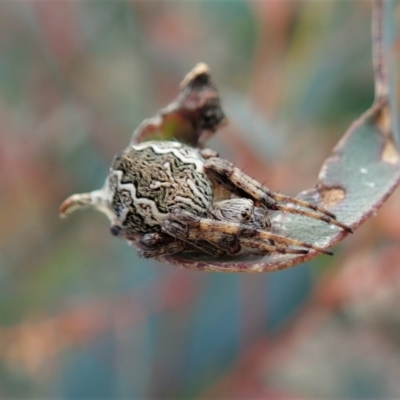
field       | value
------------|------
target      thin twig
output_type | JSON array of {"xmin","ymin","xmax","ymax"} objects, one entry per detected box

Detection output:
[{"xmin": 372, "ymin": 0, "xmax": 389, "ymax": 100}]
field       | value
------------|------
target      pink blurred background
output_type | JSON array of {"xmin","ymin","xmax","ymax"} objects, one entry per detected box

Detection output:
[{"xmin": 1, "ymin": 1, "xmax": 400, "ymax": 398}]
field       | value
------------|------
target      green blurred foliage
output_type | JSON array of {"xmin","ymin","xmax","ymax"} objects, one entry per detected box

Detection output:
[{"xmin": 0, "ymin": 1, "xmax": 399, "ymax": 398}]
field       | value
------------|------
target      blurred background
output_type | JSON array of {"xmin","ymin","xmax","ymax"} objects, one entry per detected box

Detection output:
[{"xmin": 1, "ymin": 1, "xmax": 400, "ymax": 398}]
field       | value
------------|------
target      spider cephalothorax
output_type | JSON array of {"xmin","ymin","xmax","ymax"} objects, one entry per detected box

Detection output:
[{"xmin": 60, "ymin": 63, "xmax": 352, "ymax": 261}]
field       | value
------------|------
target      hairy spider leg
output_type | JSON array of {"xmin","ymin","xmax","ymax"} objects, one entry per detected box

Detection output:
[
  {"xmin": 239, "ymin": 239, "xmax": 309, "ymax": 255},
  {"xmin": 276, "ymin": 204, "xmax": 352, "ymax": 232},
  {"xmin": 163, "ymin": 218, "xmax": 239, "ymax": 257},
  {"xmin": 138, "ymin": 222, "xmax": 230, "ymax": 258},
  {"xmin": 268, "ymin": 192, "xmax": 336, "ymax": 219},
  {"xmin": 203, "ymin": 157, "xmax": 353, "ymax": 233},
  {"xmin": 128, "ymin": 231, "xmax": 199, "ymax": 259},
  {"xmin": 165, "ymin": 209, "xmax": 333, "ymax": 256},
  {"xmin": 136, "ymin": 232, "xmax": 189, "ymax": 258}
]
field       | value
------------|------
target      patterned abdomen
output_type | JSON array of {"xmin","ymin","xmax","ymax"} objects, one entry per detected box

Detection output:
[{"xmin": 108, "ymin": 141, "xmax": 214, "ymax": 233}]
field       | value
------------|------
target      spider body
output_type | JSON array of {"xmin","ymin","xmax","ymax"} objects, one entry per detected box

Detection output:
[
  {"xmin": 60, "ymin": 63, "xmax": 352, "ymax": 262},
  {"xmin": 60, "ymin": 140, "xmax": 351, "ymax": 259}
]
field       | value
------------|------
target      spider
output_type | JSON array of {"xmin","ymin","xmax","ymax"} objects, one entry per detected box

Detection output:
[
  {"xmin": 60, "ymin": 143, "xmax": 352, "ymax": 259},
  {"xmin": 60, "ymin": 64, "xmax": 352, "ymax": 260}
]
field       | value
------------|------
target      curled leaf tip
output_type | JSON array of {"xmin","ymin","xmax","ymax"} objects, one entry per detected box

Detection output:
[{"xmin": 180, "ymin": 62, "xmax": 210, "ymax": 88}]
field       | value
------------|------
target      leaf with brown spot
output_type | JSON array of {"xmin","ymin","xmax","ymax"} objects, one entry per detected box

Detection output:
[
  {"xmin": 130, "ymin": 63, "xmax": 227, "ymax": 147},
  {"xmin": 161, "ymin": 0, "xmax": 400, "ymax": 272}
]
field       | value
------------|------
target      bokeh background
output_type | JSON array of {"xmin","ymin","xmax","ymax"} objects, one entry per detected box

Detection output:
[{"xmin": 1, "ymin": 1, "xmax": 400, "ymax": 398}]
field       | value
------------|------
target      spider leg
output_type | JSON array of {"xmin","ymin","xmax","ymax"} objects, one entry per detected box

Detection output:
[
  {"xmin": 138, "ymin": 232, "xmax": 188, "ymax": 258},
  {"xmin": 204, "ymin": 218, "xmax": 333, "ymax": 255},
  {"xmin": 162, "ymin": 217, "xmax": 238, "ymax": 257},
  {"xmin": 109, "ymin": 227, "xmax": 189, "ymax": 258},
  {"xmin": 162, "ymin": 209, "xmax": 243, "ymax": 256},
  {"xmin": 200, "ymin": 148, "xmax": 219, "ymax": 159},
  {"xmin": 276, "ymin": 204, "xmax": 352, "ymax": 232},
  {"xmin": 204, "ymin": 158, "xmax": 277, "ymax": 208},
  {"xmin": 203, "ymin": 157, "xmax": 353, "ymax": 233},
  {"xmin": 164, "ymin": 208, "xmax": 333, "ymax": 256},
  {"xmin": 267, "ymin": 192, "xmax": 336, "ymax": 219},
  {"xmin": 239, "ymin": 239, "xmax": 309, "ymax": 255}
]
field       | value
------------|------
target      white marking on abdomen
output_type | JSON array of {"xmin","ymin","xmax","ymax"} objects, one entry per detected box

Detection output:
[
  {"xmin": 174, "ymin": 196, "xmax": 206, "ymax": 214},
  {"xmin": 187, "ymin": 179, "xmax": 211, "ymax": 209},
  {"xmin": 111, "ymin": 170, "xmax": 169, "ymax": 225},
  {"xmin": 132, "ymin": 141, "xmax": 204, "ymax": 172}
]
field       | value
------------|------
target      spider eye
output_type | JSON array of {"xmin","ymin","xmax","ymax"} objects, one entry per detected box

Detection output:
[
  {"xmin": 110, "ymin": 225, "xmax": 123, "ymax": 236},
  {"xmin": 241, "ymin": 210, "xmax": 250, "ymax": 219}
]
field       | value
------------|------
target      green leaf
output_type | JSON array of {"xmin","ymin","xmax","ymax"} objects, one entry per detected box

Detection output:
[{"xmin": 163, "ymin": 0, "xmax": 400, "ymax": 272}]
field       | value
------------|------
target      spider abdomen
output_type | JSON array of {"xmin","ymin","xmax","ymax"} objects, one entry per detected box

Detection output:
[{"xmin": 107, "ymin": 141, "xmax": 214, "ymax": 234}]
